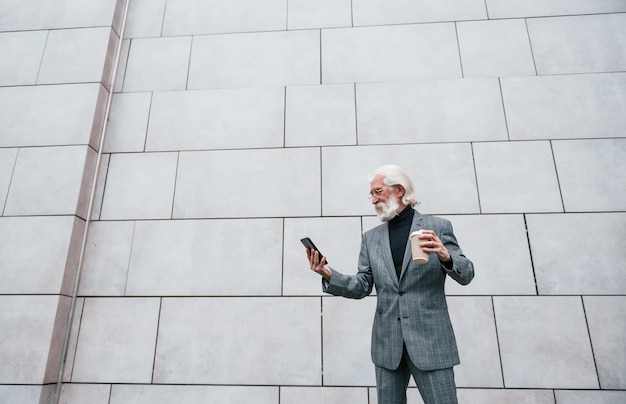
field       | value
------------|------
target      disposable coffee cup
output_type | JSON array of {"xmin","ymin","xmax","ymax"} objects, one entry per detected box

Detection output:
[{"xmin": 409, "ymin": 230, "xmax": 429, "ymax": 264}]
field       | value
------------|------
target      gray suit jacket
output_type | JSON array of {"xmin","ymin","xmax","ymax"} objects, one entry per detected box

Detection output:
[{"xmin": 323, "ymin": 210, "xmax": 474, "ymax": 371}]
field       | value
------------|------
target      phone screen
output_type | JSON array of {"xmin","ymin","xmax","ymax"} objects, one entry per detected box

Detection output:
[{"xmin": 300, "ymin": 237, "xmax": 328, "ymax": 264}]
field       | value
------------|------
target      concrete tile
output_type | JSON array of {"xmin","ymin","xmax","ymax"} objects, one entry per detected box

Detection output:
[
  {"xmin": 110, "ymin": 385, "xmax": 277, "ymax": 404},
  {"xmin": 281, "ymin": 387, "xmax": 369, "ymax": 403},
  {"xmin": 126, "ymin": 219, "xmax": 283, "ymax": 296},
  {"xmin": 356, "ymin": 79, "xmax": 507, "ymax": 144},
  {"xmin": 37, "ymin": 27, "xmax": 113, "ymax": 85},
  {"xmin": 163, "ymin": 0, "xmax": 287, "ymax": 36},
  {"xmin": 0, "ymin": 386, "xmax": 47, "ymax": 404},
  {"xmin": 174, "ymin": 148, "xmax": 321, "ymax": 218},
  {"xmin": 494, "ymin": 296, "xmax": 598, "ymax": 389},
  {"xmin": 154, "ymin": 297, "xmax": 322, "ymax": 385},
  {"xmin": 322, "ymin": 24, "xmax": 461, "ymax": 84},
  {"xmin": 0, "ymin": 30, "xmax": 47, "ymax": 86},
  {"xmin": 528, "ymin": 14, "xmax": 626, "ymax": 75},
  {"xmin": 123, "ymin": 36, "xmax": 191, "ymax": 92},
  {"xmin": 321, "ymin": 296, "xmax": 376, "ymax": 386},
  {"xmin": 0, "ymin": 0, "xmax": 119, "ymax": 31},
  {"xmin": 146, "ymin": 87, "xmax": 284, "ymax": 151},
  {"xmin": 62, "ymin": 298, "xmax": 84, "ymax": 383},
  {"xmin": 502, "ymin": 73, "xmax": 626, "ymax": 140},
  {"xmin": 0, "ymin": 216, "xmax": 82, "ymax": 294},
  {"xmin": 321, "ymin": 144, "xmax": 479, "ymax": 216},
  {"xmin": 5, "ymin": 146, "xmax": 95, "ymax": 217},
  {"xmin": 458, "ymin": 389, "xmax": 555, "ymax": 404},
  {"xmin": 473, "ymin": 141, "xmax": 563, "ymax": 213},
  {"xmin": 554, "ymin": 390, "xmax": 626, "ymax": 404},
  {"xmin": 188, "ymin": 30, "xmax": 319, "ymax": 89},
  {"xmin": 527, "ymin": 213, "xmax": 626, "ymax": 295},
  {"xmin": 59, "ymin": 384, "xmax": 110, "ymax": 404},
  {"xmin": 283, "ymin": 217, "xmax": 363, "ymax": 296},
  {"xmin": 79, "ymin": 221, "xmax": 134, "ymax": 296},
  {"xmin": 553, "ymin": 138, "xmax": 626, "ymax": 212},
  {"xmin": 444, "ymin": 215, "xmax": 535, "ymax": 295},
  {"xmin": 458, "ymin": 19, "xmax": 535, "ymax": 78},
  {"xmin": 91, "ymin": 153, "xmax": 110, "ymax": 220},
  {"xmin": 485, "ymin": 0, "xmax": 626, "ymax": 18},
  {"xmin": 0, "ymin": 84, "xmax": 105, "ymax": 148},
  {"xmin": 352, "ymin": 0, "xmax": 487, "ymax": 26},
  {"xmin": 72, "ymin": 297, "xmax": 160, "ymax": 383},
  {"xmin": 100, "ymin": 152, "xmax": 178, "ymax": 220},
  {"xmin": 124, "ymin": 0, "xmax": 166, "ymax": 38},
  {"xmin": 0, "ymin": 148, "xmax": 17, "ymax": 215},
  {"xmin": 287, "ymin": 0, "xmax": 352, "ymax": 29},
  {"xmin": 0, "ymin": 295, "xmax": 68, "ymax": 384},
  {"xmin": 448, "ymin": 297, "xmax": 503, "ymax": 387},
  {"xmin": 285, "ymin": 84, "xmax": 357, "ymax": 147},
  {"xmin": 104, "ymin": 92, "xmax": 151, "ymax": 153},
  {"xmin": 584, "ymin": 297, "xmax": 626, "ymax": 389}
]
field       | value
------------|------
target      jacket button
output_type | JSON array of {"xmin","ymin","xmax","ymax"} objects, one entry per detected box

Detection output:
[{"xmin": 399, "ymin": 292, "xmax": 405, "ymax": 296}]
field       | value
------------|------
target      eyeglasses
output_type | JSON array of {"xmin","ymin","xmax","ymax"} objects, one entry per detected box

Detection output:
[{"xmin": 368, "ymin": 185, "xmax": 393, "ymax": 199}]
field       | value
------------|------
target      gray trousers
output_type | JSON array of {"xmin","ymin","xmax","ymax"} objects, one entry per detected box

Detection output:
[{"xmin": 375, "ymin": 346, "xmax": 458, "ymax": 404}]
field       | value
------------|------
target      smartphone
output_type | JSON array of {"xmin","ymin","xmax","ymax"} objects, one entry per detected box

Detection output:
[{"xmin": 300, "ymin": 237, "xmax": 328, "ymax": 264}]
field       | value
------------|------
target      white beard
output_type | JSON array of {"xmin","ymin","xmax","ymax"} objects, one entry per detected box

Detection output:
[{"xmin": 375, "ymin": 197, "xmax": 400, "ymax": 222}]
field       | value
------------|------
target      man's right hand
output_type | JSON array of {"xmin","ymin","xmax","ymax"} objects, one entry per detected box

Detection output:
[{"xmin": 306, "ymin": 248, "xmax": 332, "ymax": 281}]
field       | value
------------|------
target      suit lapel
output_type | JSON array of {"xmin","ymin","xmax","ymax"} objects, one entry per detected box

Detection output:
[
  {"xmin": 379, "ymin": 222, "xmax": 399, "ymax": 287},
  {"xmin": 399, "ymin": 211, "xmax": 424, "ymax": 282}
]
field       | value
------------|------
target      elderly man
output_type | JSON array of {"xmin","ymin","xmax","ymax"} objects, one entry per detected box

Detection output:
[{"xmin": 306, "ymin": 164, "xmax": 474, "ymax": 404}]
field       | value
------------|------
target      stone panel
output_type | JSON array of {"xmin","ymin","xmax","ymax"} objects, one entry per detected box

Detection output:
[
  {"xmin": 0, "ymin": 216, "xmax": 82, "ymax": 294},
  {"xmin": 79, "ymin": 221, "xmax": 135, "ymax": 296},
  {"xmin": 103, "ymin": 92, "xmax": 152, "ymax": 153},
  {"xmin": 110, "ymin": 385, "xmax": 277, "ymax": 404},
  {"xmin": 188, "ymin": 30, "xmax": 320, "ymax": 89},
  {"xmin": 162, "ymin": 0, "xmax": 287, "ymax": 36},
  {"xmin": 0, "ymin": 148, "xmax": 17, "ymax": 214},
  {"xmin": 527, "ymin": 213, "xmax": 626, "ymax": 295},
  {"xmin": 283, "ymin": 217, "xmax": 363, "ymax": 296},
  {"xmin": 0, "ymin": 386, "xmax": 47, "ymax": 404},
  {"xmin": 287, "ymin": 0, "xmax": 352, "ymax": 29},
  {"xmin": 352, "ymin": 0, "xmax": 487, "ymax": 26},
  {"xmin": 528, "ymin": 14, "xmax": 626, "ymax": 75},
  {"xmin": 356, "ymin": 79, "xmax": 507, "ymax": 144},
  {"xmin": 174, "ymin": 148, "xmax": 321, "ymax": 218},
  {"xmin": 554, "ymin": 390, "xmax": 626, "ymax": 404},
  {"xmin": 553, "ymin": 139, "xmax": 626, "ymax": 212},
  {"xmin": 494, "ymin": 296, "xmax": 598, "ymax": 389},
  {"xmin": 448, "ymin": 297, "xmax": 503, "ymax": 387},
  {"xmin": 321, "ymin": 144, "xmax": 479, "ymax": 216},
  {"xmin": 146, "ymin": 87, "xmax": 284, "ymax": 151},
  {"xmin": 473, "ymin": 141, "xmax": 563, "ymax": 213},
  {"xmin": 502, "ymin": 73, "xmax": 626, "ymax": 140},
  {"xmin": 0, "ymin": 84, "xmax": 105, "ymax": 148},
  {"xmin": 457, "ymin": 19, "xmax": 535, "ymax": 78},
  {"xmin": 285, "ymin": 84, "xmax": 357, "ymax": 147},
  {"xmin": 37, "ymin": 27, "xmax": 114, "ymax": 86},
  {"xmin": 322, "ymin": 296, "xmax": 376, "ymax": 386},
  {"xmin": 323, "ymin": 24, "xmax": 461, "ymax": 84},
  {"xmin": 124, "ymin": 0, "xmax": 166, "ymax": 38},
  {"xmin": 5, "ymin": 146, "xmax": 95, "ymax": 218},
  {"xmin": 583, "ymin": 296, "xmax": 626, "ymax": 389},
  {"xmin": 485, "ymin": 0, "xmax": 626, "ymax": 18},
  {"xmin": 100, "ymin": 152, "xmax": 178, "ymax": 220},
  {"xmin": 72, "ymin": 297, "xmax": 160, "ymax": 383},
  {"xmin": 123, "ymin": 36, "xmax": 191, "ymax": 92},
  {"xmin": 444, "ymin": 214, "xmax": 536, "ymax": 295},
  {"xmin": 153, "ymin": 297, "xmax": 322, "ymax": 385},
  {"xmin": 0, "ymin": 295, "xmax": 68, "ymax": 384},
  {"xmin": 126, "ymin": 219, "xmax": 283, "ymax": 296},
  {"xmin": 458, "ymin": 389, "xmax": 555, "ymax": 404},
  {"xmin": 0, "ymin": 30, "xmax": 47, "ymax": 86},
  {"xmin": 281, "ymin": 387, "xmax": 368, "ymax": 403},
  {"xmin": 59, "ymin": 384, "xmax": 110, "ymax": 404}
]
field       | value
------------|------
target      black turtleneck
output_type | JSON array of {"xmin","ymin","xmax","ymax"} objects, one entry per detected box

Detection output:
[{"xmin": 388, "ymin": 206, "xmax": 414, "ymax": 279}]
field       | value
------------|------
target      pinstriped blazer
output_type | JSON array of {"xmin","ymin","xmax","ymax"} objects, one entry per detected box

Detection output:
[{"xmin": 323, "ymin": 210, "xmax": 474, "ymax": 371}]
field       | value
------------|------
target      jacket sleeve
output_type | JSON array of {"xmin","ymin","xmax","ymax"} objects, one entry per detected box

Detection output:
[
  {"xmin": 439, "ymin": 218, "xmax": 474, "ymax": 285},
  {"xmin": 322, "ymin": 234, "xmax": 374, "ymax": 299}
]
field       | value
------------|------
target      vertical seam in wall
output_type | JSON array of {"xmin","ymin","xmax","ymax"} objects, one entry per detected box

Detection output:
[
  {"xmin": 319, "ymin": 147, "xmax": 324, "ymax": 216},
  {"xmin": 484, "ymin": 0, "xmax": 490, "ymax": 20},
  {"xmin": 281, "ymin": 218, "xmax": 285, "ymax": 296},
  {"xmin": 285, "ymin": 0, "xmax": 289, "ymax": 30},
  {"xmin": 2, "ymin": 148, "xmax": 20, "ymax": 215},
  {"xmin": 319, "ymin": 29, "xmax": 323, "ymax": 85},
  {"xmin": 549, "ymin": 140, "xmax": 566, "ymax": 212},
  {"xmin": 143, "ymin": 92, "xmax": 154, "ymax": 152},
  {"xmin": 470, "ymin": 143, "xmax": 483, "ymax": 214},
  {"xmin": 52, "ymin": 0, "xmax": 132, "ymax": 402},
  {"xmin": 497, "ymin": 77, "xmax": 511, "ymax": 141},
  {"xmin": 66, "ymin": 298, "xmax": 85, "ymax": 383},
  {"xmin": 34, "ymin": 30, "xmax": 50, "ymax": 85},
  {"xmin": 350, "ymin": 0, "xmax": 354, "ymax": 27},
  {"xmin": 170, "ymin": 152, "xmax": 181, "ymax": 219},
  {"xmin": 490, "ymin": 296, "xmax": 507, "ymax": 388},
  {"xmin": 283, "ymin": 86, "xmax": 287, "ymax": 148},
  {"xmin": 524, "ymin": 213, "xmax": 540, "ymax": 296},
  {"xmin": 151, "ymin": 297, "xmax": 163, "ymax": 383},
  {"xmin": 454, "ymin": 22, "xmax": 464, "ymax": 78},
  {"xmin": 320, "ymin": 296, "xmax": 325, "ymax": 386},
  {"xmin": 525, "ymin": 18, "xmax": 539, "ymax": 76},
  {"xmin": 354, "ymin": 83, "xmax": 359, "ymax": 145},
  {"xmin": 123, "ymin": 221, "xmax": 137, "ymax": 296},
  {"xmin": 95, "ymin": 153, "xmax": 112, "ymax": 221},
  {"xmin": 580, "ymin": 296, "xmax": 602, "ymax": 389},
  {"xmin": 161, "ymin": 0, "xmax": 168, "ymax": 37},
  {"xmin": 185, "ymin": 36, "xmax": 193, "ymax": 90}
]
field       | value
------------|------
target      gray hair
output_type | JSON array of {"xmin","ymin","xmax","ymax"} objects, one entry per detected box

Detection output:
[{"xmin": 369, "ymin": 165, "xmax": 420, "ymax": 207}]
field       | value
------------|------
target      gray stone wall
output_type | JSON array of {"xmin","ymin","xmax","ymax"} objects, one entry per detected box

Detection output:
[{"xmin": 1, "ymin": 1, "xmax": 625, "ymax": 403}]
